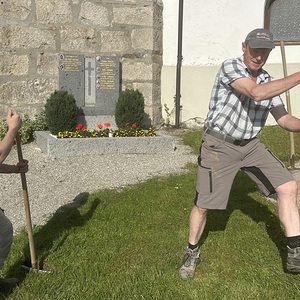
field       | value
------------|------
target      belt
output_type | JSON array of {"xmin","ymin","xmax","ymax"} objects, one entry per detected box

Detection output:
[{"xmin": 204, "ymin": 127, "xmax": 255, "ymax": 147}]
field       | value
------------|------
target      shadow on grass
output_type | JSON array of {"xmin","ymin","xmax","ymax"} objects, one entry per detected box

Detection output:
[
  {"xmin": 199, "ymin": 171, "xmax": 286, "ymax": 269},
  {"xmin": 4, "ymin": 192, "xmax": 100, "ymax": 289}
]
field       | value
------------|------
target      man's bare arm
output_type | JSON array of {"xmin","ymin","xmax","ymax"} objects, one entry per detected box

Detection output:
[
  {"xmin": 230, "ymin": 72, "xmax": 300, "ymax": 101},
  {"xmin": 272, "ymin": 106, "xmax": 300, "ymax": 132},
  {"xmin": 0, "ymin": 110, "xmax": 22, "ymax": 163}
]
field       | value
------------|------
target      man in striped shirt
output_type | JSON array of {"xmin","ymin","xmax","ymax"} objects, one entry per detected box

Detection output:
[{"xmin": 179, "ymin": 28, "xmax": 300, "ymax": 280}]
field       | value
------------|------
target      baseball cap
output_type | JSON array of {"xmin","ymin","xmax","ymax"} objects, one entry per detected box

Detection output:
[{"xmin": 245, "ymin": 28, "xmax": 275, "ymax": 49}]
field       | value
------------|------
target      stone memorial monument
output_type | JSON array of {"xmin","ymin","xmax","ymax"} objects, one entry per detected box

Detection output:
[{"xmin": 58, "ymin": 53, "xmax": 120, "ymax": 128}]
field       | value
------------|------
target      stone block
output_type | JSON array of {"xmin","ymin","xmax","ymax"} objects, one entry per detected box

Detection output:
[
  {"xmin": 100, "ymin": 31, "xmax": 130, "ymax": 52},
  {"xmin": 37, "ymin": 53, "xmax": 57, "ymax": 76},
  {"xmin": 122, "ymin": 62, "xmax": 153, "ymax": 81},
  {"xmin": 113, "ymin": 6, "xmax": 153, "ymax": 26},
  {"xmin": 132, "ymin": 28, "xmax": 153, "ymax": 50},
  {"xmin": 0, "ymin": 53, "xmax": 29, "ymax": 76},
  {"xmin": 36, "ymin": 0, "xmax": 72, "ymax": 24},
  {"xmin": 35, "ymin": 131, "xmax": 175, "ymax": 158},
  {"xmin": 0, "ymin": 79, "xmax": 56, "ymax": 107},
  {"xmin": 79, "ymin": 2, "xmax": 109, "ymax": 26},
  {"xmin": 0, "ymin": 0, "xmax": 31, "ymax": 21},
  {"xmin": 2, "ymin": 26, "xmax": 55, "ymax": 50},
  {"xmin": 60, "ymin": 27, "xmax": 97, "ymax": 52}
]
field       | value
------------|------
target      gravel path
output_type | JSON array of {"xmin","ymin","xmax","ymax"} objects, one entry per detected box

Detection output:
[{"xmin": 0, "ymin": 130, "xmax": 197, "ymax": 234}]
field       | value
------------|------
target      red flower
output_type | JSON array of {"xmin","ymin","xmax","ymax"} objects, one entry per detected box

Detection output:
[
  {"xmin": 76, "ymin": 124, "xmax": 83, "ymax": 131},
  {"xmin": 132, "ymin": 123, "xmax": 137, "ymax": 129},
  {"xmin": 97, "ymin": 123, "xmax": 103, "ymax": 129},
  {"xmin": 82, "ymin": 126, "xmax": 87, "ymax": 131},
  {"xmin": 104, "ymin": 122, "xmax": 111, "ymax": 128},
  {"xmin": 125, "ymin": 122, "xmax": 130, "ymax": 127}
]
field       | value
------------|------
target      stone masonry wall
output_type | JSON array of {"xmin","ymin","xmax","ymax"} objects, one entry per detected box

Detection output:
[{"xmin": 0, "ymin": 0, "xmax": 163, "ymax": 127}]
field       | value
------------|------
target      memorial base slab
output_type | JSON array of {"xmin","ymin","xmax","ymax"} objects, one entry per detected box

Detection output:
[{"xmin": 35, "ymin": 131, "xmax": 175, "ymax": 158}]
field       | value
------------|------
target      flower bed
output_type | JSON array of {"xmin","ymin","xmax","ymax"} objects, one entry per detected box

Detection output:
[{"xmin": 57, "ymin": 122, "xmax": 157, "ymax": 139}]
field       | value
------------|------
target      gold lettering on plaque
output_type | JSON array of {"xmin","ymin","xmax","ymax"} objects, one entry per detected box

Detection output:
[
  {"xmin": 59, "ymin": 55, "xmax": 82, "ymax": 72},
  {"xmin": 97, "ymin": 59, "xmax": 116, "ymax": 90}
]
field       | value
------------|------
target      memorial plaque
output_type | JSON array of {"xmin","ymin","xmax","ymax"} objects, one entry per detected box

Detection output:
[
  {"xmin": 96, "ymin": 55, "xmax": 120, "ymax": 115},
  {"xmin": 58, "ymin": 54, "xmax": 120, "ymax": 117},
  {"xmin": 58, "ymin": 54, "xmax": 85, "ymax": 108}
]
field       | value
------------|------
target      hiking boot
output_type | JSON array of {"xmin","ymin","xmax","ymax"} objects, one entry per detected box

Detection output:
[
  {"xmin": 287, "ymin": 246, "xmax": 300, "ymax": 273},
  {"xmin": 0, "ymin": 277, "xmax": 19, "ymax": 292},
  {"xmin": 179, "ymin": 247, "xmax": 200, "ymax": 280}
]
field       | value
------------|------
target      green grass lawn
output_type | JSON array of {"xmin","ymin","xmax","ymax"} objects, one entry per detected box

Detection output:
[{"xmin": 1, "ymin": 126, "xmax": 300, "ymax": 299}]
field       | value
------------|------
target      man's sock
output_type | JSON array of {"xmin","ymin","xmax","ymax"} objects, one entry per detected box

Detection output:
[
  {"xmin": 287, "ymin": 235, "xmax": 300, "ymax": 249},
  {"xmin": 188, "ymin": 243, "xmax": 198, "ymax": 250}
]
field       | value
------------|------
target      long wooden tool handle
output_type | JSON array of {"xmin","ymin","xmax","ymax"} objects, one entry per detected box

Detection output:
[
  {"xmin": 280, "ymin": 41, "xmax": 295, "ymax": 169},
  {"xmin": 15, "ymin": 133, "xmax": 38, "ymax": 270}
]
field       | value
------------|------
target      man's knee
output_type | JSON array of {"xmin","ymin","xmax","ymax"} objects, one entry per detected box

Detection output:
[
  {"xmin": 276, "ymin": 180, "xmax": 298, "ymax": 196},
  {"xmin": 193, "ymin": 205, "xmax": 208, "ymax": 216}
]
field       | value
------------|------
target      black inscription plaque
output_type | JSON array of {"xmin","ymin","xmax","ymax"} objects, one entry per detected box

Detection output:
[
  {"xmin": 58, "ymin": 54, "xmax": 85, "ymax": 108},
  {"xmin": 96, "ymin": 56, "xmax": 120, "ymax": 115}
]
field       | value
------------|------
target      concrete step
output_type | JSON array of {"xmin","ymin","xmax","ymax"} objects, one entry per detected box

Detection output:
[{"xmin": 35, "ymin": 131, "xmax": 176, "ymax": 158}]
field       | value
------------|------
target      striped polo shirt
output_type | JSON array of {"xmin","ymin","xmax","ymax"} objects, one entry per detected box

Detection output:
[{"xmin": 205, "ymin": 56, "xmax": 284, "ymax": 140}]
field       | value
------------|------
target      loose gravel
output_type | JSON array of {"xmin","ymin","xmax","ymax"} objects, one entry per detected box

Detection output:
[{"xmin": 0, "ymin": 130, "xmax": 197, "ymax": 234}]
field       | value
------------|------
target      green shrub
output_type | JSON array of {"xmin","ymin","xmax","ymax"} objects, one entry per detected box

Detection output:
[
  {"xmin": 20, "ymin": 111, "xmax": 48, "ymax": 143},
  {"xmin": 45, "ymin": 90, "xmax": 78, "ymax": 135},
  {"xmin": 0, "ymin": 111, "xmax": 47, "ymax": 144},
  {"xmin": 115, "ymin": 89, "xmax": 145, "ymax": 128},
  {"xmin": 29, "ymin": 111, "xmax": 47, "ymax": 131}
]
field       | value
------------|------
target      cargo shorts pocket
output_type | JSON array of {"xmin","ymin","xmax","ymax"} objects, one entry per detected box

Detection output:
[{"xmin": 197, "ymin": 157, "xmax": 213, "ymax": 195}]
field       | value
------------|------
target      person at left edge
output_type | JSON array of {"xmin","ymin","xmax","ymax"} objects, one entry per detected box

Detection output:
[{"xmin": 0, "ymin": 110, "xmax": 28, "ymax": 291}]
